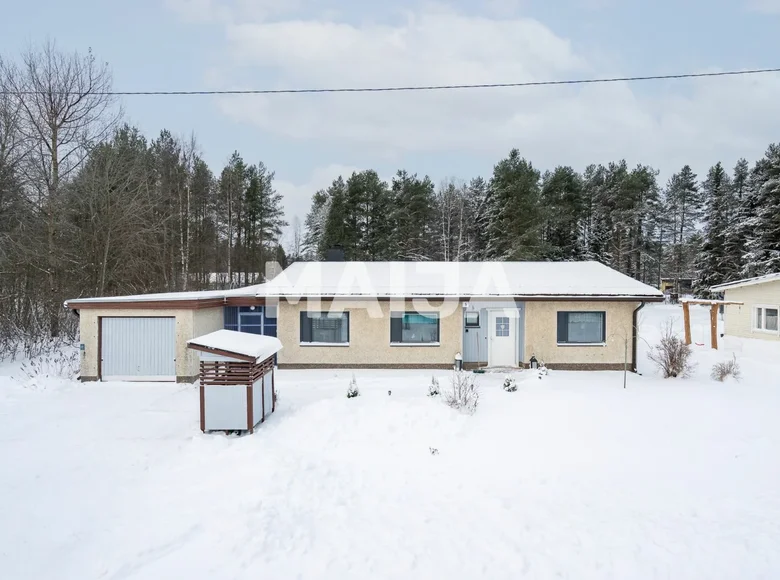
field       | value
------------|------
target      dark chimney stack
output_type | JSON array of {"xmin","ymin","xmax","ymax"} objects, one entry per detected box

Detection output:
[{"xmin": 325, "ymin": 246, "xmax": 345, "ymax": 262}]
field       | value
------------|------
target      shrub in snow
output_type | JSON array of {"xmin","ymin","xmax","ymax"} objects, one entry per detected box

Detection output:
[
  {"xmin": 18, "ymin": 348, "xmax": 79, "ymax": 381},
  {"xmin": 428, "ymin": 375, "xmax": 440, "ymax": 397},
  {"xmin": 711, "ymin": 355, "xmax": 741, "ymax": 382},
  {"xmin": 502, "ymin": 376, "xmax": 517, "ymax": 392},
  {"xmin": 443, "ymin": 371, "xmax": 479, "ymax": 414},
  {"xmin": 346, "ymin": 375, "xmax": 360, "ymax": 398},
  {"xmin": 429, "ymin": 447, "xmax": 439, "ymax": 455},
  {"xmin": 647, "ymin": 322, "xmax": 695, "ymax": 378}
]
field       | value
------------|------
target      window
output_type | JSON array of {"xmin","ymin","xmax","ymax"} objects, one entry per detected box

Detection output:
[
  {"xmin": 465, "ymin": 311, "xmax": 480, "ymax": 328},
  {"xmin": 557, "ymin": 311, "xmax": 606, "ymax": 345},
  {"xmin": 224, "ymin": 306, "xmax": 275, "ymax": 336},
  {"xmin": 754, "ymin": 306, "xmax": 779, "ymax": 333},
  {"xmin": 239, "ymin": 312, "xmax": 263, "ymax": 335},
  {"xmin": 300, "ymin": 312, "xmax": 349, "ymax": 344},
  {"xmin": 391, "ymin": 312, "xmax": 440, "ymax": 344},
  {"xmin": 495, "ymin": 316, "xmax": 510, "ymax": 337}
]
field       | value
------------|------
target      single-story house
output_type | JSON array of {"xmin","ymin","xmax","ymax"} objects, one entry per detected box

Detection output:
[
  {"xmin": 711, "ymin": 273, "xmax": 780, "ymax": 341},
  {"xmin": 65, "ymin": 261, "xmax": 663, "ymax": 381}
]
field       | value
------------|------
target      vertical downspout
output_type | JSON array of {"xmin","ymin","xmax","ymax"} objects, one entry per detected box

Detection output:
[{"xmin": 632, "ymin": 301, "xmax": 646, "ymax": 373}]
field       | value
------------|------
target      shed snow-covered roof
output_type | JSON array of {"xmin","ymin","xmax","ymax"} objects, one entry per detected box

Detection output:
[
  {"xmin": 711, "ymin": 273, "xmax": 780, "ymax": 293},
  {"xmin": 187, "ymin": 330, "xmax": 282, "ymax": 361},
  {"xmin": 64, "ymin": 284, "xmax": 267, "ymax": 306},
  {"xmin": 260, "ymin": 261, "xmax": 664, "ymax": 299}
]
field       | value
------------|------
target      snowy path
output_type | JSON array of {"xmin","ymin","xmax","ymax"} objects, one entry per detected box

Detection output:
[{"xmin": 1, "ymin": 304, "xmax": 780, "ymax": 579}]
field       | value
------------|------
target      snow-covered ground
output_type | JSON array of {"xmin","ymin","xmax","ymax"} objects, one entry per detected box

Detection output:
[{"xmin": 1, "ymin": 304, "xmax": 779, "ymax": 579}]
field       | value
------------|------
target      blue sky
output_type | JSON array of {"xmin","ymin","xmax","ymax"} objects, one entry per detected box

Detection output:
[{"xmin": 2, "ymin": 0, "xmax": 779, "ymax": 242}]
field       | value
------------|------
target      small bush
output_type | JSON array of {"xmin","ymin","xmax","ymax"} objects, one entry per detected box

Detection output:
[
  {"xmin": 647, "ymin": 321, "xmax": 696, "ymax": 378},
  {"xmin": 502, "ymin": 376, "xmax": 517, "ymax": 392},
  {"xmin": 346, "ymin": 374, "xmax": 360, "ymax": 398},
  {"xmin": 427, "ymin": 375, "xmax": 440, "ymax": 397},
  {"xmin": 443, "ymin": 371, "xmax": 479, "ymax": 414},
  {"xmin": 18, "ymin": 348, "xmax": 79, "ymax": 381},
  {"xmin": 711, "ymin": 355, "xmax": 741, "ymax": 382}
]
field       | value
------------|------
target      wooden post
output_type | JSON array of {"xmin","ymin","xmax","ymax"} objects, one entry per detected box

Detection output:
[
  {"xmin": 682, "ymin": 301, "xmax": 692, "ymax": 345},
  {"xmin": 710, "ymin": 304, "xmax": 719, "ymax": 350}
]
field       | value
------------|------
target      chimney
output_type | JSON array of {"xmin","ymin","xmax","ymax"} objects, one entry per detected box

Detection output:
[{"xmin": 325, "ymin": 246, "xmax": 345, "ymax": 262}]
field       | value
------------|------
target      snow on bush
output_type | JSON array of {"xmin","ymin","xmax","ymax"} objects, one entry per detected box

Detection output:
[
  {"xmin": 427, "ymin": 375, "xmax": 440, "ymax": 397},
  {"xmin": 346, "ymin": 374, "xmax": 360, "ymax": 398},
  {"xmin": 18, "ymin": 347, "xmax": 79, "ymax": 381},
  {"xmin": 502, "ymin": 376, "xmax": 517, "ymax": 392},
  {"xmin": 647, "ymin": 321, "xmax": 695, "ymax": 378},
  {"xmin": 711, "ymin": 355, "xmax": 742, "ymax": 382},
  {"xmin": 443, "ymin": 371, "xmax": 479, "ymax": 414}
]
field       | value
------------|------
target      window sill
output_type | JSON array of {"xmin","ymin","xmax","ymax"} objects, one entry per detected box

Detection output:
[
  {"xmin": 390, "ymin": 342, "xmax": 441, "ymax": 347},
  {"xmin": 556, "ymin": 342, "xmax": 607, "ymax": 347},
  {"xmin": 299, "ymin": 342, "xmax": 350, "ymax": 347},
  {"xmin": 751, "ymin": 328, "xmax": 779, "ymax": 334}
]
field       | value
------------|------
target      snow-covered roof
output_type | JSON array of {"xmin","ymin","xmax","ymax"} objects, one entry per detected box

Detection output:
[
  {"xmin": 64, "ymin": 284, "xmax": 267, "ymax": 306},
  {"xmin": 711, "ymin": 273, "xmax": 780, "ymax": 293},
  {"xmin": 259, "ymin": 261, "xmax": 664, "ymax": 299},
  {"xmin": 187, "ymin": 330, "xmax": 282, "ymax": 361}
]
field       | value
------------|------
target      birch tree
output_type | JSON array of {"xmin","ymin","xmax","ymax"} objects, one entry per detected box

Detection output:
[{"xmin": 2, "ymin": 41, "xmax": 120, "ymax": 336}]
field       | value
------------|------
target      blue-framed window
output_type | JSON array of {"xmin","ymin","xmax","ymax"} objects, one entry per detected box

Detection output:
[{"xmin": 224, "ymin": 306, "xmax": 277, "ymax": 337}]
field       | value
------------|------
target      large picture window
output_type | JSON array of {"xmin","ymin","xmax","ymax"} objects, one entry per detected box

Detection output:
[
  {"xmin": 391, "ymin": 312, "xmax": 440, "ymax": 344},
  {"xmin": 754, "ymin": 306, "xmax": 779, "ymax": 333},
  {"xmin": 557, "ymin": 311, "xmax": 606, "ymax": 345},
  {"xmin": 300, "ymin": 312, "xmax": 349, "ymax": 344}
]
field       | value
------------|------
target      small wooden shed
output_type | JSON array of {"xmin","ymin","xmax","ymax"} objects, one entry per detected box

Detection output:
[{"xmin": 187, "ymin": 330, "xmax": 283, "ymax": 433}]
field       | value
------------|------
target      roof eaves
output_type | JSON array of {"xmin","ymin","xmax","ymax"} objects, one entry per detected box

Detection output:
[{"xmin": 711, "ymin": 272, "xmax": 780, "ymax": 292}]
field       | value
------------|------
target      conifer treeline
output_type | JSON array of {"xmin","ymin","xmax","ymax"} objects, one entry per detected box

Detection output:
[{"xmin": 300, "ymin": 147, "xmax": 780, "ymax": 298}]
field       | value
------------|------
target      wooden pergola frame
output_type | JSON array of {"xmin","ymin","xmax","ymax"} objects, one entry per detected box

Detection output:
[{"xmin": 681, "ymin": 299, "xmax": 743, "ymax": 349}]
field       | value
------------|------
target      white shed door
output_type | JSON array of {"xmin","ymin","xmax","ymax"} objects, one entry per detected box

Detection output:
[{"xmin": 101, "ymin": 317, "xmax": 176, "ymax": 381}]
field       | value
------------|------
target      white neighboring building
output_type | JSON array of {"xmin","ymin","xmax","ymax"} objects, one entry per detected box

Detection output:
[{"xmin": 712, "ymin": 273, "xmax": 780, "ymax": 341}]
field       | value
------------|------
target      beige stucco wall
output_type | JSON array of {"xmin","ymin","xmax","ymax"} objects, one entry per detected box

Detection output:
[
  {"xmin": 723, "ymin": 281, "xmax": 780, "ymax": 341},
  {"xmin": 78, "ymin": 306, "xmax": 224, "ymax": 380},
  {"xmin": 523, "ymin": 301, "xmax": 640, "ymax": 366},
  {"xmin": 193, "ymin": 307, "xmax": 224, "ymax": 340},
  {"xmin": 277, "ymin": 299, "xmax": 463, "ymax": 367}
]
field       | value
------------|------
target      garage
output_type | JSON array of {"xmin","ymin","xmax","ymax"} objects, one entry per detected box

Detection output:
[{"xmin": 100, "ymin": 317, "xmax": 176, "ymax": 381}]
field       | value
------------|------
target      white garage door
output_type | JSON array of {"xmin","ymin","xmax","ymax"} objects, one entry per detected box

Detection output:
[{"xmin": 101, "ymin": 317, "xmax": 176, "ymax": 381}]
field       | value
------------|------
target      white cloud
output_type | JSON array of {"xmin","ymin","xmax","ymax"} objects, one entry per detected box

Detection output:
[
  {"xmin": 747, "ymin": 0, "xmax": 780, "ymax": 13},
  {"xmin": 212, "ymin": 7, "xmax": 780, "ymax": 178},
  {"xmin": 170, "ymin": 1, "xmax": 780, "ymax": 206}
]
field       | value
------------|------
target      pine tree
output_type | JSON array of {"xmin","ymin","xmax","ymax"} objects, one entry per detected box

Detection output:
[
  {"xmin": 723, "ymin": 158, "xmax": 751, "ymax": 280},
  {"xmin": 302, "ymin": 189, "xmax": 330, "ymax": 259},
  {"xmin": 694, "ymin": 162, "xmax": 732, "ymax": 296},
  {"xmin": 390, "ymin": 170, "xmax": 435, "ymax": 260},
  {"xmin": 744, "ymin": 145, "xmax": 780, "ymax": 275},
  {"xmin": 663, "ymin": 165, "xmax": 703, "ymax": 290},
  {"xmin": 623, "ymin": 164, "xmax": 660, "ymax": 283},
  {"xmin": 217, "ymin": 152, "xmax": 246, "ymax": 286},
  {"xmin": 579, "ymin": 164, "xmax": 611, "ymax": 264},
  {"xmin": 486, "ymin": 149, "xmax": 542, "ymax": 260},
  {"xmin": 242, "ymin": 161, "xmax": 286, "ymax": 281},
  {"xmin": 465, "ymin": 177, "xmax": 490, "ymax": 261},
  {"xmin": 539, "ymin": 166, "xmax": 584, "ymax": 260},
  {"xmin": 320, "ymin": 176, "xmax": 351, "ymax": 256},
  {"xmin": 348, "ymin": 170, "xmax": 393, "ymax": 260}
]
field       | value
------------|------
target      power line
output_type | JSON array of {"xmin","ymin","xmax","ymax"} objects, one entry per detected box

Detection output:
[{"xmin": 4, "ymin": 67, "xmax": 780, "ymax": 96}]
